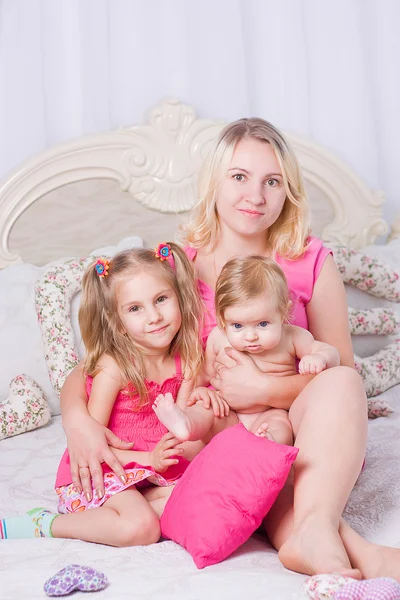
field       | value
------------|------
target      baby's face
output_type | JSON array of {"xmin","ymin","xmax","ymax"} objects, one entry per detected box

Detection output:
[{"xmin": 222, "ymin": 293, "xmax": 283, "ymax": 355}]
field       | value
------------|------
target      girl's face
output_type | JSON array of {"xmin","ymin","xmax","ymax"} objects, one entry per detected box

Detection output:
[
  {"xmin": 215, "ymin": 137, "xmax": 287, "ymax": 239},
  {"xmin": 222, "ymin": 293, "xmax": 283, "ymax": 355},
  {"xmin": 116, "ymin": 270, "xmax": 182, "ymax": 353}
]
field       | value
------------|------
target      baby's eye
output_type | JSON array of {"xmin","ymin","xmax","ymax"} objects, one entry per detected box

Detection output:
[
  {"xmin": 233, "ymin": 173, "xmax": 246, "ymax": 182},
  {"xmin": 232, "ymin": 323, "xmax": 243, "ymax": 330},
  {"xmin": 266, "ymin": 178, "xmax": 279, "ymax": 187},
  {"xmin": 156, "ymin": 295, "xmax": 167, "ymax": 304},
  {"xmin": 129, "ymin": 305, "xmax": 139, "ymax": 313},
  {"xmin": 259, "ymin": 321, "xmax": 269, "ymax": 327}
]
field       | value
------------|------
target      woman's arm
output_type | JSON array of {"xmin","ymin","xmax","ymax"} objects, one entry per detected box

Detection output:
[
  {"xmin": 60, "ymin": 363, "xmax": 132, "ymax": 500},
  {"xmin": 211, "ymin": 255, "xmax": 353, "ymax": 409},
  {"xmin": 306, "ymin": 255, "xmax": 355, "ymax": 367}
]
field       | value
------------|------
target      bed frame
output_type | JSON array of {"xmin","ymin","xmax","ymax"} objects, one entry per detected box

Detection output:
[{"xmin": 0, "ymin": 98, "xmax": 398, "ymax": 268}]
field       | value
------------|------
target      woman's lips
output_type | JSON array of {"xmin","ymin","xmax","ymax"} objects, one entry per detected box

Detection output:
[{"xmin": 238, "ymin": 209, "xmax": 263, "ymax": 218}]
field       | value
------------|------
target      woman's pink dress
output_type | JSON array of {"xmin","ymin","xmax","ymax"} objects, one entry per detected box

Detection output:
[{"xmin": 185, "ymin": 236, "xmax": 332, "ymax": 344}]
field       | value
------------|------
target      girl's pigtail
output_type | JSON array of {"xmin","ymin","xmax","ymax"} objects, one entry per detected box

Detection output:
[
  {"xmin": 167, "ymin": 242, "xmax": 204, "ymax": 379},
  {"xmin": 79, "ymin": 260, "xmax": 110, "ymax": 376}
]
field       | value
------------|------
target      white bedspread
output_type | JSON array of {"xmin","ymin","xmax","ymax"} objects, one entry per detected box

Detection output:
[{"xmin": 1, "ymin": 386, "xmax": 400, "ymax": 600}]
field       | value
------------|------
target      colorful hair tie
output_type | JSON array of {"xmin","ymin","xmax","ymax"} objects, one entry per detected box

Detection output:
[
  {"xmin": 154, "ymin": 243, "xmax": 172, "ymax": 261},
  {"xmin": 94, "ymin": 258, "xmax": 110, "ymax": 278}
]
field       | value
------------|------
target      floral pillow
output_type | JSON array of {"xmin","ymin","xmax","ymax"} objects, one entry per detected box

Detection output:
[
  {"xmin": 332, "ymin": 244, "xmax": 400, "ymax": 416},
  {"xmin": 0, "ymin": 375, "xmax": 51, "ymax": 440}
]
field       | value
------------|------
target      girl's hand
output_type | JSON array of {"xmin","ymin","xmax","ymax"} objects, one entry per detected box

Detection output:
[
  {"xmin": 149, "ymin": 432, "xmax": 184, "ymax": 473},
  {"xmin": 187, "ymin": 387, "xmax": 230, "ymax": 417},
  {"xmin": 211, "ymin": 347, "xmax": 270, "ymax": 410},
  {"xmin": 65, "ymin": 413, "xmax": 133, "ymax": 501},
  {"xmin": 299, "ymin": 354, "xmax": 327, "ymax": 375}
]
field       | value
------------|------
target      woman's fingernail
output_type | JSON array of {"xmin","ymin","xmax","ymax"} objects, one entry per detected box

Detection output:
[
  {"xmin": 96, "ymin": 489, "xmax": 103, "ymax": 499},
  {"xmin": 121, "ymin": 475, "xmax": 127, "ymax": 484},
  {"xmin": 86, "ymin": 493, "xmax": 91, "ymax": 502}
]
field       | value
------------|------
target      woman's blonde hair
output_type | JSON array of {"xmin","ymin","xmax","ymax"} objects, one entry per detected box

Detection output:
[
  {"xmin": 215, "ymin": 256, "xmax": 292, "ymax": 327},
  {"xmin": 183, "ymin": 118, "xmax": 310, "ymax": 259},
  {"xmin": 79, "ymin": 243, "xmax": 204, "ymax": 408}
]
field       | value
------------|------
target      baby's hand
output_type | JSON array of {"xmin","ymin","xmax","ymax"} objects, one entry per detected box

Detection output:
[
  {"xmin": 299, "ymin": 354, "xmax": 327, "ymax": 375},
  {"xmin": 149, "ymin": 432, "xmax": 183, "ymax": 473},
  {"xmin": 188, "ymin": 386, "xmax": 230, "ymax": 418}
]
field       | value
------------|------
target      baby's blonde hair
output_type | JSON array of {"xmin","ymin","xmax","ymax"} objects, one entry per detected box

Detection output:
[
  {"xmin": 79, "ymin": 244, "xmax": 204, "ymax": 408},
  {"xmin": 183, "ymin": 118, "xmax": 310, "ymax": 259},
  {"xmin": 215, "ymin": 256, "xmax": 292, "ymax": 327}
]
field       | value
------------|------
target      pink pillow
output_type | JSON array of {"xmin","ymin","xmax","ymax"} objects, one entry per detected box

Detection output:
[{"xmin": 160, "ymin": 423, "xmax": 298, "ymax": 568}]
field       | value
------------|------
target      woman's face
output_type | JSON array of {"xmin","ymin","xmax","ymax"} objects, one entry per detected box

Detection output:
[{"xmin": 215, "ymin": 137, "xmax": 287, "ymax": 239}]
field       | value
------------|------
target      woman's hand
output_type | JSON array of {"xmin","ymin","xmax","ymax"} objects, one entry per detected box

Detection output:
[
  {"xmin": 65, "ymin": 413, "xmax": 133, "ymax": 501},
  {"xmin": 149, "ymin": 432, "xmax": 184, "ymax": 473},
  {"xmin": 210, "ymin": 347, "xmax": 271, "ymax": 410},
  {"xmin": 187, "ymin": 386, "xmax": 230, "ymax": 417}
]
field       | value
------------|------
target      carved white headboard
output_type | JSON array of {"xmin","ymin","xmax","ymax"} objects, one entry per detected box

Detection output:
[{"xmin": 0, "ymin": 98, "xmax": 394, "ymax": 268}]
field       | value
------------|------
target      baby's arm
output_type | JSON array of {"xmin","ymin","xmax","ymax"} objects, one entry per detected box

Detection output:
[{"xmin": 291, "ymin": 326, "xmax": 340, "ymax": 375}]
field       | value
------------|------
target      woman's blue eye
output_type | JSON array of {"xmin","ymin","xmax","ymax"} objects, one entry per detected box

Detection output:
[
  {"xmin": 266, "ymin": 178, "xmax": 279, "ymax": 187},
  {"xmin": 259, "ymin": 321, "xmax": 269, "ymax": 327},
  {"xmin": 233, "ymin": 323, "xmax": 242, "ymax": 330},
  {"xmin": 129, "ymin": 306, "xmax": 139, "ymax": 312}
]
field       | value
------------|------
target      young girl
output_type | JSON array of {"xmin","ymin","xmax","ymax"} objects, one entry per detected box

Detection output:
[
  {"xmin": 0, "ymin": 243, "xmax": 224, "ymax": 546},
  {"xmin": 153, "ymin": 255, "xmax": 340, "ymax": 446}
]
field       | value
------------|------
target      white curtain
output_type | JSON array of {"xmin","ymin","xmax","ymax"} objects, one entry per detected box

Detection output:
[{"xmin": 0, "ymin": 0, "xmax": 399, "ymax": 222}]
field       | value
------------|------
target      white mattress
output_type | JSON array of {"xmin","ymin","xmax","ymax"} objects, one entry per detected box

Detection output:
[{"xmin": 1, "ymin": 386, "xmax": 400, "ymax": 600}]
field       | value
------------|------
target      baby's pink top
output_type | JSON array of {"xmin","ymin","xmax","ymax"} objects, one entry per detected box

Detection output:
[
  {"xmin": 185, "ymin": 236, "xmax": 332, "ymax": 344},
  {"xmin": 55, "ymin": 356, "xmax": 183, "ymax": 487}
]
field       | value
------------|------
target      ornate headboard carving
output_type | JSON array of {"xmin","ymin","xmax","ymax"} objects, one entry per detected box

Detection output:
[{"xmin": 0, "ymin": 98, "xmax": 390, "ymax": 268}]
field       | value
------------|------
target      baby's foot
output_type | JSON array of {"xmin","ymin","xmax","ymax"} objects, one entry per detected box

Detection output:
[
  {"xmin": 255, "ymin": 422, "xmax": 275, "ymax": 442},
  {"xmin": 152, "ymin": 393, "xmax": 192, "ymax": 442}
]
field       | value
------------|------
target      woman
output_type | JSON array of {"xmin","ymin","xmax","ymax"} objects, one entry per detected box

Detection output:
[{"xmin": 60, "ymin": 118, "xmax": 400, "ymax": 579}]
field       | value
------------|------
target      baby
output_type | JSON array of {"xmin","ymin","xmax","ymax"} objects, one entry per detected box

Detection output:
[{"xmin": 154, "ymin": 256, "xmax": 340, "ymax": 446}]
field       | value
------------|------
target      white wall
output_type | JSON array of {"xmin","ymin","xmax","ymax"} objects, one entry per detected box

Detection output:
[{"xmin": 0, "ymin": 0, "xmax": 399, "ymax": 222}]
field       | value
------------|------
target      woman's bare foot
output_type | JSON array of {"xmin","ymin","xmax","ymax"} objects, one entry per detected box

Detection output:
[
  {"xmin": 339, "ymin": 519, "xmax": 400, "ymax": 581},
  {"xmin": 278, "ymin": 515, "xmax": 362, "ymax": 579},
  {"xmin": 255, "ymin": 423, "xmax": 275, "ymax": 441},
  {"xmin": 152, "ymin": 393, "xmax": 191, "ymax": 441}
]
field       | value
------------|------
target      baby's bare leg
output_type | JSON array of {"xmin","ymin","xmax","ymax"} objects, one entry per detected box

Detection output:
[{"xmin": 250, "ymin": 409, "xmax": 293, "ymax": 445}]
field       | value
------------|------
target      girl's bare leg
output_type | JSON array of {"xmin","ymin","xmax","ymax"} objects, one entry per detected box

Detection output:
[
  {"xmin": 264, "ymin": 366, "xmax": 367, "ymax": 578},
  {"xmin": 142, "ymin": 485, "xmax": 175, "ymax": 518},
  {"xmin": 52, "ymin": 488, "xmax": 160, "ymax": 547}
]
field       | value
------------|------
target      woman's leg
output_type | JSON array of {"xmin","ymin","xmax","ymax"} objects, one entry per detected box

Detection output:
[
  {"xmin": 339, "ymin": 519, "xmax": 400, "ymax": 580},
  {"xmin": 52, "ymin": 488, "xmax": 160, "ymax": 547},
  {"xmin": 264, "ymin": 366, "xmax": 367, "ymax": 578}
]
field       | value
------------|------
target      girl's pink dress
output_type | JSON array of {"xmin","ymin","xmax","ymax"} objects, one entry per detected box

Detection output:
[{"xmin": 55, "ymin": 355, "xmax": 189, "ymax": 513}]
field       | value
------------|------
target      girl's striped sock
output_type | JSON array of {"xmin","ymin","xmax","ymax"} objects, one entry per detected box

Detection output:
[{"xmin": 0, "ymin": 507, "xmax": 57, "ymax": 539}]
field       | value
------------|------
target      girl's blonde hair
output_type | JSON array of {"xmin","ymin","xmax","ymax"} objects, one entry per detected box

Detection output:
[
  {"xmin": 183, "ymin": 118, "xmax": 310, "ymax": 259},
  {"xmin": 79, "ymin": 243, "xmax": 204, "ymax": 408},
  {"xmin": 215, "ymin": 256, "xmax": 292, "ymax": 327}
]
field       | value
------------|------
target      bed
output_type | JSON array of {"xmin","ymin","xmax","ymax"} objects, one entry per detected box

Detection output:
[{"xmin": 1, "ymin": 98, "xmax": 400, "ymax": 600}]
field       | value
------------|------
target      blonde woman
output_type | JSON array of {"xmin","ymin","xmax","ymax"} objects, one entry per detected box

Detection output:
[{"xmin": 59, "ymin": 119, "xmax": 399, "ymax": 578}]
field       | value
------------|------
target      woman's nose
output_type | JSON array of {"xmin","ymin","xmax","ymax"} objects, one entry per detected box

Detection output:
[{"xmin": 246, "ymin": 184, "xmax": 265, "ymax": 205}]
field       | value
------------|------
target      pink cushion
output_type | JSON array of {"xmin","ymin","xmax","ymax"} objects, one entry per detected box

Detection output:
[{"xmin": 160, "ymin": 423, "xmax": 298, "ymax": 568}]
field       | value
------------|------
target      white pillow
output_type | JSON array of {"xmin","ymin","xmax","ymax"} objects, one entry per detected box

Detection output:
[{"xmin": 0, "ymin": 236, "xmax": 143, "ymax": 416}]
